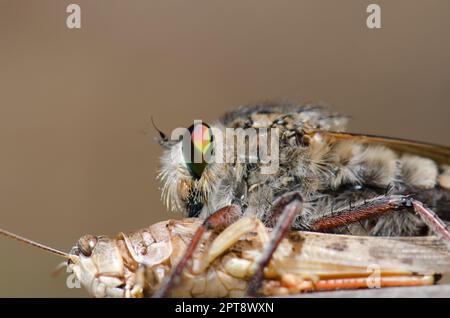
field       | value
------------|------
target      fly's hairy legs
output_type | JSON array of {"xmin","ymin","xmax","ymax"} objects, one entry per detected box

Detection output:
[
  {"xmin": 153, "ymin": 204, "xmax": 242, "ymax": 298},
  {"xmin": 310, "ymin": 195, "xmax": 450, "ymax": 249}
]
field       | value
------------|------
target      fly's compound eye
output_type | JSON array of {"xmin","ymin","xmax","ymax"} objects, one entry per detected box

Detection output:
[
  {"xmin": 182, "ymin": 122, "xmax": 213, "ymax": 179},
  {"xmin": 77, "ymin": 234, "xmax": 98, "ymax": 257}
]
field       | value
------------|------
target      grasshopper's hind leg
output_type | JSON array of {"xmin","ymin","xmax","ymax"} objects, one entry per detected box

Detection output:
[
  {"xmin": 247, "ymin": 192, "xmax": 303, "ymax": 296},
  {"xmin": 153, "ymin": 205, "xmax": 242, "ymax": 298}
]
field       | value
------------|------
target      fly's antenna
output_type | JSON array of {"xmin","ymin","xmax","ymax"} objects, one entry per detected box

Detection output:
[
  {"xmin": 0, "ymin": 228, "xmax": 71, "ymax": 259},
  {"xmin": 150, "ymin": 116, "xmax": 168, "ymax": 142}
]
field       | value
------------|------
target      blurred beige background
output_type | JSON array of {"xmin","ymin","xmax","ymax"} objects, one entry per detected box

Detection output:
[{"xmin": 0, "ymin": 0, "xmax": 449, "ymax": 297}]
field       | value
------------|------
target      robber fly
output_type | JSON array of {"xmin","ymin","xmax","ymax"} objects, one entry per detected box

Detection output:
[{"xmin": 154, "ymin": 102, "xmax": 450, "ymax": 296}]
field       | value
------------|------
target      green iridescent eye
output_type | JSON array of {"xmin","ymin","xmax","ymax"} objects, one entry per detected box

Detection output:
[{"xmin": 182, "ymin": 122, "xmax": 213, "ymax": 179}]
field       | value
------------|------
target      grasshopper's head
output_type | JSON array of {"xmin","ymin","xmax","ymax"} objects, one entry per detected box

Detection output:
[
  {"xmin": 69, "ymin": 226, "xmax": 176, "ymax": 298},
  {"xmin": 0, "ymin": 228, "xmax": 146, "ymax": 298},
  {"xmin": 67, "ymin": 234, "xmax": 140, "ymax": 298}
]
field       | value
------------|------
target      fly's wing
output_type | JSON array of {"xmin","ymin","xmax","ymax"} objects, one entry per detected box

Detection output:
[
  {"xmin": 272, "ymin": 231, "xmax": 450, "ymax": 278},
  {"xmin": 317, "ymin": 131, "xmax": 450, "ymax": 165}
]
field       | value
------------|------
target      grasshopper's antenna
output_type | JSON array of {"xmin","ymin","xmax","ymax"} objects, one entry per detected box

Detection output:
[{"xmin": 0, "ymin": 228, "xmax": 71, "ymax": 259}]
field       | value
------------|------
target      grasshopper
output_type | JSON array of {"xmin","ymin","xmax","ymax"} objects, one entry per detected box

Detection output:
[{"xmin": 1, "ymin": 217, "xmax": 449, "ymax": 297}]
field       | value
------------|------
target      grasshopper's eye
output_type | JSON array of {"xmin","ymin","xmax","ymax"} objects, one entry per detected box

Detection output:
[
  {"xmin": 77, "ymin": 234, "xmax": 98, "ymax": 257},
  {"xmin": 182, "ymin": 122, "xmax": 213, "ymax": 179}
]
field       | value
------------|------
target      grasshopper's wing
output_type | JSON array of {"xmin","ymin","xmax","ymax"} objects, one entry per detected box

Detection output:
[
  {"xmin": 274, "ymin": 232, "xmax": 450, "ymax": 278},
  {"xmin": 315, "ymin": 131, "xmax": 450, "ymax": 165}
]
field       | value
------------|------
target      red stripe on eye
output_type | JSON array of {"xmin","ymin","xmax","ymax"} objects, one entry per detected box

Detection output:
[{"xmin": 191, "ymin": 124, "xmax": 211, "ymax": 149}]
